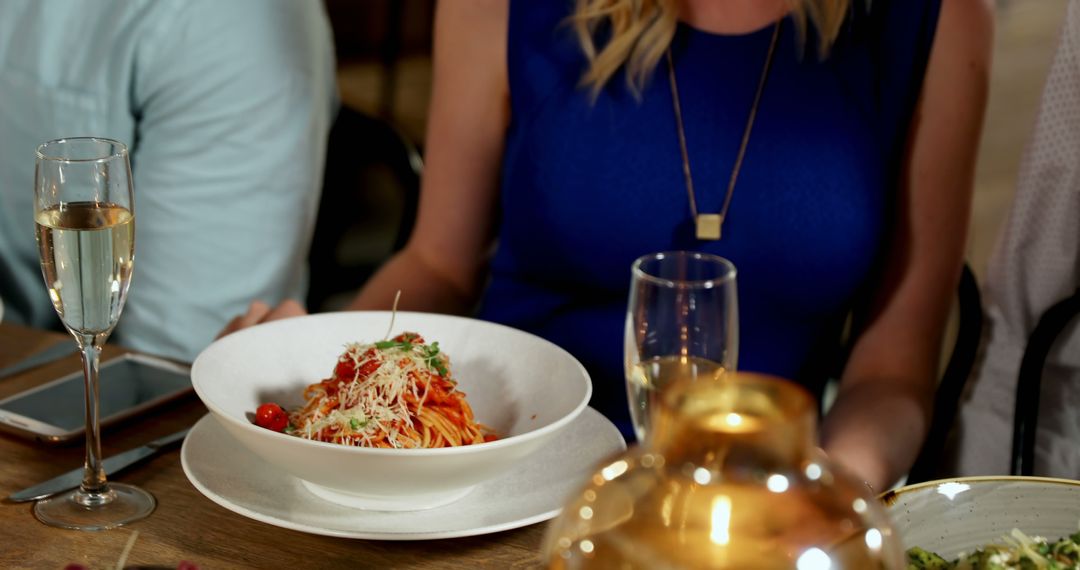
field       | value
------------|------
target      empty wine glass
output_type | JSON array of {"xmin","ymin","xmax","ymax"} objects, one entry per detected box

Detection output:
[
  {"xmin": 624, "ymin": 251, "xmax": 738, "ymax": 442},
  {"xmin": 32, "ymin": 137, "xmax": 155, "ymax": 530}
]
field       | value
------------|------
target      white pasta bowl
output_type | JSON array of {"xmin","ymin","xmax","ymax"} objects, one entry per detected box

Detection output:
[
  {"xmin": 191, "ymin": 311, "xmax": 592, "ymax": 511},
  {"xmin": 883, "ymin": 476, "xmax": 1080, "ymax": 563}
]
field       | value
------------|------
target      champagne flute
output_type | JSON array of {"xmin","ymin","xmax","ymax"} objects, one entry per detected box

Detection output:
[
  {"xmin": 32, "ymin": 137, "xmax": 155, "ymax": 530},
  {"xmin": 625, "ymin": 251, "xmax": 738, "ymax": 442}
]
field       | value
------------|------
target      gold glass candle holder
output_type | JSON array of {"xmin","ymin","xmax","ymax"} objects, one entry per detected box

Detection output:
[{"xmin": 543, "ymin": 373, "xmax": 904, "ymax": 569}]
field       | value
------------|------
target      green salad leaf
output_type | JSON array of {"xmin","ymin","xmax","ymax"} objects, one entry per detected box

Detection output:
[{"xmin": 906, "ymin": 529, "xmax": 1080, "ymax": 570}]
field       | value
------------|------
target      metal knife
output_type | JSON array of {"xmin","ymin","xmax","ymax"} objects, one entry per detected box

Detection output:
[
  {"xmin": 7, "ymin": 427, "xmax": 190, "ymax": 502},
  {"xmin": 0, "ymin": 341, "xmax": 79, "ymax": 380}
]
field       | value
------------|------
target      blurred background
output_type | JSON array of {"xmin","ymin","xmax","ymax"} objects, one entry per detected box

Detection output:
[
  {"xmin": 327, "ymin": 0, "xmax": 433, "ymax": 144},
  {"xmin": 319, "ymin": 0, "xmax": 1069, "ymax": 309}
]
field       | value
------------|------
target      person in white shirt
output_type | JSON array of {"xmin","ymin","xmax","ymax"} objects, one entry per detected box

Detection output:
[
  {"xmin": 952, "ymin": 0, "xmax": 1080, "ymax": 478},
  {"xmin": 0, "ymin": 0, "xmax": 337, "ymax": 361}
]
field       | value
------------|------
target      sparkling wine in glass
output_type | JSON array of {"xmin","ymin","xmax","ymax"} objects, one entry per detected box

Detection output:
[
  {"xmin": 625, "ymin": 251, "xmax": 738, "ymax": 442},
  {"xmin": 32, "ymin": 137, "xmax": 155, "ymax": 530}
]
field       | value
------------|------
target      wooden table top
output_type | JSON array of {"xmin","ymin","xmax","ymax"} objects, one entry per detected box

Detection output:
[{"xmin": 0, "ymin": 323, "xmax": 546, "ymax": 569}]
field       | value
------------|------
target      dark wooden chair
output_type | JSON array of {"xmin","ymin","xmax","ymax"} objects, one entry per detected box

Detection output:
[
  {"xmin": 823, "ymin": 264, "xmax": 982, "ymax": 484},
  {"xmin": 906, "ymin": 263, "xmax": 984, "ymax": 483},
  {"xmin": 1009, "ymin": 287, "xmax": 1080, "ymax": 475},
  {"xmin": 306, "ymin": 105, "xmax": 422, "ymax": 312}
]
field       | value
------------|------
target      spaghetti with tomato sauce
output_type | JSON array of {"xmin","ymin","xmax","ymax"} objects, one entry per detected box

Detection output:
[{"xmin": 253, "ymin": 332, "xmax": 497, "ymax": 448}]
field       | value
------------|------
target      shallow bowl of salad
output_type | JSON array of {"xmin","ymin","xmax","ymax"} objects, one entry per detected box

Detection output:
[
  {"xmin": 190, "ymin": 311, "xmax": 594, "ymax": 511},
  {"xmin": 883, "ymin": 476, "xmax": 1080, "ymax": 569}
]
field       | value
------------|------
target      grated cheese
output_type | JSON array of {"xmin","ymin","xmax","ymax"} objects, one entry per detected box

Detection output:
[{"xmin": 293, "ymin": 336, "xmax": 453, "ymax": 448}]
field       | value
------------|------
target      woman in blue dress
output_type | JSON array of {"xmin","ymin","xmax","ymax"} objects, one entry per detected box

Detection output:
[{"xmin": 231, "ymin": 0, "xmax": 992, "ymax": 491}]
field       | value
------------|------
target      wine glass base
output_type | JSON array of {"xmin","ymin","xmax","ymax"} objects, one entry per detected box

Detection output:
[{"xmin": 33, "ymin": 483, "xmax": 156, "ymax": 531}]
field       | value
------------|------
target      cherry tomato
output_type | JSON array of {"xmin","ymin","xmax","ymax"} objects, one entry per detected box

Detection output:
[
  {"xmin": 254, "ymin": 403, "xmax": 288, "ymax": 432},
  {"xmin": 357, "ymin": 359, "xmax": 381, "ymax": 379},
  {"xmin": 334, "ymin": 358, "xmax": 356, "ymax": 380},
  {"xmin": 393, "ymin": 332, "xmax": 423, "ymax": 344},
  {"xmin": 336, "ymin": 358, "xmax": 380, "ymax": 382}
]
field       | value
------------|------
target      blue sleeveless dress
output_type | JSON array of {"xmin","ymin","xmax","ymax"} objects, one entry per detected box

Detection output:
[{"xmin": 478, "ymin": 0, "xmax": 942, "ymax": 437}]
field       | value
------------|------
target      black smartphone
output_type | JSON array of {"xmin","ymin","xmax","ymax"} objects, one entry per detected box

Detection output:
[{"xmin": 0, "ymin": 353, "xmax": 191, "ymax": 444}]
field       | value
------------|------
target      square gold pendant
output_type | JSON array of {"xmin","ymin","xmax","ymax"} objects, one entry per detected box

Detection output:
[{"xmin": 695, "ymin": 214, "xmax": 722, "ymax": 241}]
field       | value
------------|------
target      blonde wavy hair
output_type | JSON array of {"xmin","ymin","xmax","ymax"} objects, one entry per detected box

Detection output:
[{"xmin": 572, "ymin": 0, "xmax": 854, "ymax": 98}]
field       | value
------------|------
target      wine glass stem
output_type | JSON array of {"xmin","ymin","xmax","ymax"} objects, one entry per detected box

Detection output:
[{"xmin": 76, "ymin": 337, "xmax": 112, "ymax": 506}]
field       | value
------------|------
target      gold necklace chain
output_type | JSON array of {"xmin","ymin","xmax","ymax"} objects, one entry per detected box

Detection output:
[{"xmin": 666, "ymin": 20, "xmax": 782, "ymax": 241}]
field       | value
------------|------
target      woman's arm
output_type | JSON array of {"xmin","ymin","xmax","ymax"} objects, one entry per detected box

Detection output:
[
  {"xmin": 821, "ymin": 0, "xmax": 994, "ymax": 490},
  {"xmin": 346, "ymin": 0, "xmax": 511, "ymax": 314}
]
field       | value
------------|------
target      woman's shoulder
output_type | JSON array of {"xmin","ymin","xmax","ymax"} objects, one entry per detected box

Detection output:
[
  {"xmin": 838, "ymin": 0, "xmax": 946, "ymax": 80},
  {"xmin": 505, "ymin": 0, "xmax": 585, "ymax": 96},
  {"xmin": 851, "ymin": 0, "xmax": 992, "ymax": 77},
  {"xmin": 849, "ymin": 0, "xmax": 943, "ymax": 41},
  {"xmin": 508, "ymin": 0, "xmax": 576, "ymax": 49},
  {"xmin": 509, "ymin": 0, "xmax": 572, "ymax": 26}
]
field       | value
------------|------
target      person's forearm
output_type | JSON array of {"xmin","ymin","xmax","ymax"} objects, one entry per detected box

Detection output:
[
  {"xmin": 347, "ymin": 247, "xmax": 480, "ymax": 315},
  {"xmin": 820, "ymin": 380, "xmax": 931, "ymax": 491}
]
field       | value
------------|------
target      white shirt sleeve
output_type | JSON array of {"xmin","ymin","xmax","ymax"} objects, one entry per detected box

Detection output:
[{"xmin": 112, "ymin": 0, "xmax": 337, "ymax": 361}]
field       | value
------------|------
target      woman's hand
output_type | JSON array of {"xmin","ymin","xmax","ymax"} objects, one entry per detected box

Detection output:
[{"xmin": 218, "ymin": 299, "xmax": 307, "ymax": 338}]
